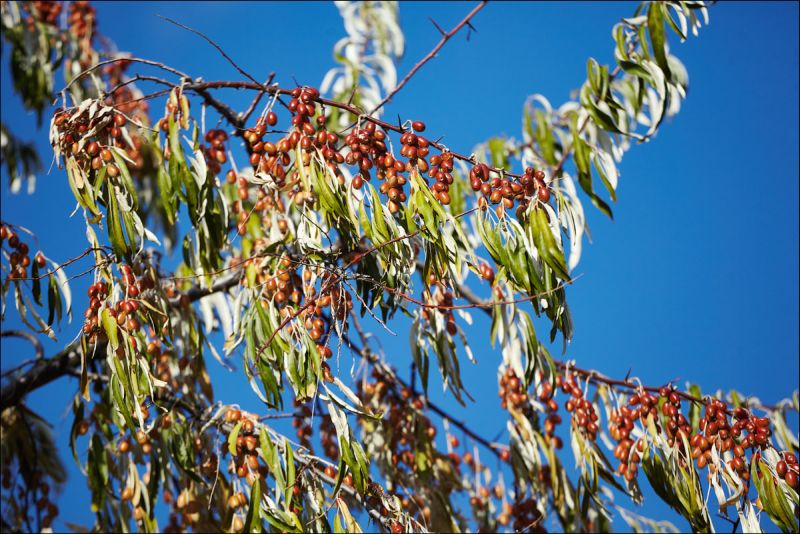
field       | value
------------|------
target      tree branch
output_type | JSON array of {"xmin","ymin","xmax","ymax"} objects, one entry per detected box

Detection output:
[
  {"xmin": 370, "ymin": 2, "xmax": 488, "ymax": 115},
  {"xmin": 156, "ymin": 15, "xmax": 261, "ymax": 86},
  {"xmin": 1, "ymin": 330, "xmax": 44, "ymax": 361},
  {"xmin": 1, "ymin": 269, "xmax": 242, "ymax": 410}
]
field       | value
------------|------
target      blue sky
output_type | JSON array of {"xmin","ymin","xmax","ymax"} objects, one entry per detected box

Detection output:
[{"xmin": 1, "ymin": 1, "xmax": 798, "ymax": 531}]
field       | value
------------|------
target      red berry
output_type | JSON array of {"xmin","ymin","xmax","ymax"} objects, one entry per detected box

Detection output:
[
  {"xmin": 777, "ymin": 460, "xmax": 788, "ymax": 478},
  {"xmin": 537, "ymin": 186, "xmax": 551, "ymax": 203}
]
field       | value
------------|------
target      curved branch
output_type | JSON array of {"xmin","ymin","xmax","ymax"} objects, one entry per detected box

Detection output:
[
  {"xmin": 156, "ymin": 15, "xmax": 261, "ymax": 86},
  {"xmin": 447, "ymin": 276, "xmax": 797, "ymax": 414},
  {"xmin": 1, "ymin": 330, "xmax": 44, "ymax": 360},
  {"xmin": 369, "ymin": 1, "xmax": 488, "ymax": 115},
  {"xmin": 1, "ymin": 270, "xmax": 242, "ymax": 410},
  {"xmin": 1, "ymin": 341, "xmax": 82, "ymax": 410}
]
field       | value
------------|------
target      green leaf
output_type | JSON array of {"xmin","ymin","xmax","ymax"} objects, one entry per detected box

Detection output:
[
  {"xmin": 245, "ymin": 478, "xmax": 262, "ymax": 533},
  {"xmin": 531, "ymin": 208, "xmax": 570, "ymax": 281},
  {"xmin": 105, "ymin": 183, "xmax": 128, "ymax": 258},
  {"xmin": 752, "ymin": 458, "xmax": 798, "ymax": 533},
  {"xmin": 535, "ymin": 109, "xmax": 558, "ymax": 165},
  {"xmin": 283, "ymin": 440, "xmax": 296, "ymax": 510},
  {"xmin": 111, "ymin": 149, "xmax": 138, "ymax": 211},
  {"xmin": 228, "ymin": 420, "xmax": 243, "ymax": 456},
  {"xmin": 647, "ymin": 2, "xmax": 672, "ymax": 79},
  {"xmin": 69, "ymin": 399, "xmax": 86, "ymax": 471},
  {"xmin": 46, "ymin": 275, "xmax": 61, "ymax": 326},
  {"xmin": 687, "ymin": 384, "xmax": 702, "ymax": 430},
  {"xmin": 87, "ymin": 434, "xmax": 108, "ymax": 512},
  {"xmin": 101, "ymin": 308, "xmax": 119, "ymax": 351},
  {"xmin": 111, "ymin": 374, "xmax": 136, "ymax": 433},
  {"xmin": 30, "ymin": 261, "xmax": 41, "ymax": 305},
  {"xmin": 619, "ymin": 60, "xmax": 655, "ymax": 86}
]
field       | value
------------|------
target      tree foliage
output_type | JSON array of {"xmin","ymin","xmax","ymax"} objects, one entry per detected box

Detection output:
[{"xmin": 0, "ymin": 1, "xmax": 798, "ymax": 533}]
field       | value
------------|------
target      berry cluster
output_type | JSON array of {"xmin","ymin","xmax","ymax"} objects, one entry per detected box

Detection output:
[
  {"xmin": 224, "ymin": 409, "xmax": 267, "ymax": 487},
  {"xmin": 134, "ymin": 410, "xmax": 155, "ymax": 453},
  {"xmin": 372, "ymin": 150, "xmax": 409, "ymax": 214},
  {"xmin": 344, "ymin": 122, "xmax": 389, "ymax": 190},
  {"xmin": 1, "ymin": 226, "xmax": 44, "ymax": 281},
  {"xmin": 421, "ymin": 287, "xmax": 458, "ymax": 335},
  {"xmin": 158, "ymin": 88, "xmax": 190, "ymax": 137},
  {"xmin": 322, "ymin": 464, "xmax": 354, "ymax": 488},
  {"xmin": 0, "ymin": 465, "xmax": 59, "ymax": 529},
  {"xmin": 81, "ymin": 264, "xmax": 156, "ymax": 345},
  {"xmin": 319, "ymin": 414, "xmax": 338, "ymax": 460},
  {"xmin": 148, "ymin": 338, "xmax": 182, "ymax": 391},
  {"xmin": 561, "ymin": 374, "xmax": 599, "ymax": 441},
  {"xmin": 477, "ymin": 262, "xmax": 496, "ymax": 284},
  {"xmin": 398, "ymin": 122, "xmax": 430, "ymax": 167},
  {"xmin": 608, "ymin": 405, "xmax": 644, "ymax": 482},
  {"xmin": 245, "ymin": 115, "xmax": 287, "ymax": 185},
  {"xmin": 288, "ymin": 86, "xmax": 321, "ymax": 134},
  {"xmin": 776, "ymin": 452, "xmax": 799, "ymax": 489},
  {"xmin": 501, "ymin": 369, "xmax": 563, "ymax": 450},
  {"xmin": 689, "ymin": 399, "xmax": 739, "ymax": 470},
  {"xmin": 27, "ymin": 1, "xmax": 62, "ymax": 27},
  {"xmin": 67, "ymin": 1, "xmax": 96, "ymax": 41},
  {"xmin": 470, "ymin": 165, "xmax": 550, "ymax": 218},
  {"xmin": 202, "ymin": 128, "xmax": 228, "ymax": 175},
  {"xmin": 292, "ymin": 400, "xmax": 314, "ymax": 450},
  {"xmin": 658, "ymin": 386, "xmax": 692, "ymax": 446},
  {"xmin": 359, "ymin": 373, "xmax": 438, "ymax": 474},
  {"xmin": 165, "ymin": 488, "xmax": 206, "ymax": 531},
  {"xmin": 234, "ymin": 86, "xmax": 550, "ymax": 222},
  {"xmin": 34, "ymin": 481, "xmax": 60, "ymax": 529},
  {"xmin": 538, "ymin": 380, "xmax": 565, "ymax": 450},
  {"xmin": 727, "ymin": 405, "xmax": 772, "ymax": 449},
  {"xmin": 498, "ymin": 368, "xmax": 530, "ymax": 412},
  {"xmin": 80, "ymin": 280, "xmax": 110, "ymax": 339},
  {"xmin": 53, "ymin": 104, "xmax": 136, "ymax": 176},
  {"xmin": 497, "ymin": 497, "xmax": 545, "ymax": 533},
  {"xmin": 427, "ymin": 150, "xmax": 456, "ymax": 206},
  {"xmin": 258, "ymin": 256, "xmax": 303, "ymax": 307},
  {"xmin": 102, "ymin": 59, "xmax": 146, "ymax": 111},
  {"xmin": 226, "ymin": 491, "xmax": 248, "ymax": 533},
  {"xmin": 248, "ymin": 254, "xmax": 350, "ymax": 366}
]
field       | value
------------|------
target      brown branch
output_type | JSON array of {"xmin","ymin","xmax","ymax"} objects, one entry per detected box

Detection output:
[
  {"xmin": 171, "ymin": 79, "xmax": 527, "ymax": 179},
  {"xmin": 105, "ymin": 74, "xmax": 176, "ymax": 97},
  {"xmin": 240, "ymin": 72, "xmax": 276, "ymax": 125},
  {"xmin": 254, "ymin": 229, "xmax": 423, "ymax": 360},
  {"xmin": 382, "ymin": 275, "xmax": 581, "ymax": 312},
  {"xmin": 204, "ymin": 403, "xmax": 414, "ymax": 530},
  {"xmin": 63, "ymin": 57, "xmax": 190, "ymax": 93},
  {"xmin": 447, "ymin": 277, "xmax": 796, "ymax": 414},
  {"xmin": 1, "ymin": 341, "xmax": 82, "ymax": 411},
  {"xmin": 1, "ymin": 330, "xmax": 44, "ymax": 361},
  {"xmin": 0, "ymin": 269, "xmax": 241, "ymax": 410},
  {"xmin": 156, "ymin": 15, "xmax": 261, "ymax": 86},
  {"xmin": 370, "ymin": 1, "xmax": 488, "ymax": 115},
  {"xmin": 339, "ymin": 330, "xmax": 503, "ymax": 458},
  {"xmin": 11, "ymin": 247, "xmax": 109, "ymax": 282}
]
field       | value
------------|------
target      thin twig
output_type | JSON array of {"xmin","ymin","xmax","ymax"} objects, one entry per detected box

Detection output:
[
  {"xmin": 1, "ymin": 330, "xmax": 44, "ymax": 361},
  {"xmin": 240, "ymin": 72, "xmax": 276, "ymax": 125},
  {"xmin": 12, "ymin": 247, "xmax": 107, "ymax": 282},
  {"xmin": 370, "ymin": 1, "xmax": 488, "ymax": 115},
  {"xmin": 156, "ymin": 15, "xmax": 261, "ymax": 86},
  {"xmin": 63, "ymin": 57, "xmax": 190, "ymax": 93}
]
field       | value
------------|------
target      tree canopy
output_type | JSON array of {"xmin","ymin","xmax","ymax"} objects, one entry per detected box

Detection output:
[{"xmin": 1, "ymin": 1, "xmax": 798, "ymax": 533}]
